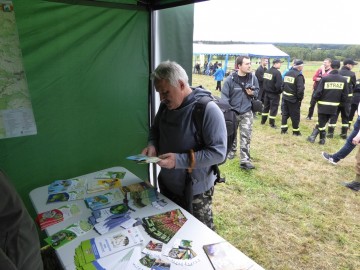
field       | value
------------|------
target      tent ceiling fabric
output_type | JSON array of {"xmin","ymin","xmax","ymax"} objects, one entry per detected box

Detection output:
[
  {"xmin": 193, "ymin": 43, "xmax": 289, "ymax": 58},
  {"xmin": 59, "ymin": 0, "xmax": 207, "ymax": 10}
]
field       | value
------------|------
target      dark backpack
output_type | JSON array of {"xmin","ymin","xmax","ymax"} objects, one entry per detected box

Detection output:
[{"xmin": 192, "ymin": 92, "xmax": 238, "ymax": 184}]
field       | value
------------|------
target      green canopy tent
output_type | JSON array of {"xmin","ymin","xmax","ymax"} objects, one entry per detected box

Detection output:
[{"xmin": 0, "ymin": 0, "xmax": 206, "ymax": 212}]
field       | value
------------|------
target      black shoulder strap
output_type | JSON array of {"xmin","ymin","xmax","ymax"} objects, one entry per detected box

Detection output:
[{"xmin": 192, "ymin": 96, "xmax": 212, "ymax": 148}]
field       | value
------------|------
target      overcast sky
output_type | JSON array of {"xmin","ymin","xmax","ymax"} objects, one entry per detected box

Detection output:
[{"xmin": 193, "ymin": 0, "xmax": 360, "ymax": 45}]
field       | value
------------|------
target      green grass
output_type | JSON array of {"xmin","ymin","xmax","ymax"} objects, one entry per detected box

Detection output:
[{"xmin": 192, "ymin": 64, "xmax": 360, "ymax": 270}]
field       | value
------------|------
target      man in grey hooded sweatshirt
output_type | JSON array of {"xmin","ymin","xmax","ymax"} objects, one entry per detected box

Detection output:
[{"xmin": 142, "ymin": 60, "xmax": 227, "ymax": 230}]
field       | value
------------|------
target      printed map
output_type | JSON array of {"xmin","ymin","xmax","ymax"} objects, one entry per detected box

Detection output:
[{"xmin": 0, "ymin": 1, "xmax": 37, "ymax": 139}]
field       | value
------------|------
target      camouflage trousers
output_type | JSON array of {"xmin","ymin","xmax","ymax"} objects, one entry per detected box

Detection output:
[
  {"xmin": 159, "ymin": 184, "xmax": 215, "ymax": 230},
  {"xmin": 230, "ymin": 110, "xmax": 253, "ymax": 163}
]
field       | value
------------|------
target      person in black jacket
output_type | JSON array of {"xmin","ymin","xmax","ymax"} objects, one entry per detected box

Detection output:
[
  {"xmin": 327, "ymin": 58, "xmax": 357, "ymax": 139},
  {"xmin": 349, "ymin": 79, "xmax": 360, "ymax": 129},
  {"xmin": 0, "ymin": 170, "xmax": 43, "ymax": 270},
  {"xmin": 255, "ymin": 57, "xmax": 268, "ymax": 103},
  {"xmin": 280, "ymin": 60, "xmax": 305, "ymax": 136},
  {"xmin": 261, "ymin": 58, "xmax": 283, "ymax": 128},
  {"xmin": 307, "ymin": 60, "xmax": 349, "ymax": 145}
]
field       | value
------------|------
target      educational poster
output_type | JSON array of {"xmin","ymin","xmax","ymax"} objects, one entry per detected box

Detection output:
[{"xmin": 0, "ymin": 1, "xmax": 37, "ymax": 139}]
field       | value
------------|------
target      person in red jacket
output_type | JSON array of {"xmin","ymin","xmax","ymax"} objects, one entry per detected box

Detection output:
[{"xmin": 306, "ymin": 58, "xmax": 332, "ymax": 120}]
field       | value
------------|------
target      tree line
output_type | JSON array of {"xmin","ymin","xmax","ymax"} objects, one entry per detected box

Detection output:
[{"xmin": 276, "ymin": 43, "xmax": 360, "ymax": 61}]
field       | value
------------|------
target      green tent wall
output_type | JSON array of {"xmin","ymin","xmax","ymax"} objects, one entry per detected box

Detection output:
[{"xmin": 0, "ymin": 0, "xmax": 196, "ymax": 216}]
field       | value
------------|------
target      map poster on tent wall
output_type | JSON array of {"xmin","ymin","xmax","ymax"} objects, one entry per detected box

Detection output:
[{"xmin": 0, "ymin": 1, "xmax": 37, "ymax": 139}]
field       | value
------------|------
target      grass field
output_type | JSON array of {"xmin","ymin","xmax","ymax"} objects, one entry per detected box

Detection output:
[{"xmin": 192, "ymin": 63, "xmax": 360, "ymax": 270}]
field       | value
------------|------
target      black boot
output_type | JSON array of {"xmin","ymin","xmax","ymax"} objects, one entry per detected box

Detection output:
[
  {"xmin": 326, "ymin": 127, "xmax": 335, "ymax": 138},
  {"xmin": 319, "ymin": 130, "xmax": 326, "ymax": 145},
  {"xmin": 281, "ymin": 128, "xmax": 288, "ymax": 134},
  {"xmin": 307, "ymin": 128, "xmax": 319, "ymax": 143},
  {"xmin": 340, "ymin": 126, "xmax": 348, "ymax": 139},
  {"xmin": 293, "ymin": 131, "xmax": 302, "ymax": 136},
  {"xmin": 261, "ymin": 115, "xmax": 267, "ymax": 125},
  {"xmin": 269, "ymin": 118, "xmax": 277, "ymax": 129}
]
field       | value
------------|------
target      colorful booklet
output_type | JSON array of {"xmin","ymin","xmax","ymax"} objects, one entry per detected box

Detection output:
[
  {"xmin": 94, "ymin": 171, "xmax": 126, "ymax": 179},
  {"xmin": 74, "ymin": 226, "xmax": 144, "ymax": 267},
  {"xmin": 87, "ymin": 178, "xmax": 121, "ymax": 194},
  {"xmin": 142, "ymin": 209, "xmax": 187, "ymax": 244},
  {"xmin": 46, "ymin": 190, "xmax": 85, "ymax": 203},
  {"xmin": 48, "ymin": 178, "xmax": 86, "ymax": 194},
  {"xmin": 44, "ymin": 220, "xmax": 93, "ymax": 249},
  {"xmin": 121, "ymin": 181, "xmax": 158, "ymax": 208},
  {"xmin": 84, "ymin": 189, "xmax": 124, "ymax": 211},
  {"xmin": 36, "ymin": 204, "xmax": 81, "ymax": 230},
  {"xmin": 203, "ymin": 241, "xmax": 256, "ymax": 270},
  {"xmin": 126, "ymin": 154, "xmax": 161, "ymax": 164}
]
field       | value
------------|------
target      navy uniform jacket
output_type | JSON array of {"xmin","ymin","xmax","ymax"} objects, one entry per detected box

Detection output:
[
  {"xmin": 282, "ymin": 69, "xmax": 305, "ymax": 103},
  {"xmin": 313, "ymin": 70, "xmax": 349, "ymax": 115},
  {"xmin": 263, "ymin": 66, "xmax": 283, "ymax": 95}
]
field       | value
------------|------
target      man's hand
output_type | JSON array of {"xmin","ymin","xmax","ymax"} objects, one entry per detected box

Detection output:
[
  {"xmin": 141, "ymin": 145, "xmax": 157, "ymax": 157},
  {"xmin": 245, "ymin": 88, "xmax": 254, "ymax": 96},
  {"xmin": 157, "ymin": 153, "xmax": 176, "ymax": 169},
  {"xmin": 352, "ymin": 133, "xmax": 360, "ymax": 145}
]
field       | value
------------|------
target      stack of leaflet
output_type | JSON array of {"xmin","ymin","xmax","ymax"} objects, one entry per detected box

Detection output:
[
  {"xmin": 142, "ymin": 209, "xmax": 188, "ymax": 244},
  {"xmin": 84, "ymin": 189, "xmax": 124, "ymax": 211},
  {"xmin": 88, "ymin": 203, "xmax": 135, "ymax": 235},
  {"xmin": 74, "ymin": 226, "xmax": 144, "ymax": 269},
  {"xmin": 46, "ymin": 179, "xmax": 86, "ymax": 203},
  {"xmin": 121, "ymin": 181, "xmax": 158, "ymax": 208},
  {"xmin": 36, "ymin": 204, "xmax": 81, "ymax": 230}
]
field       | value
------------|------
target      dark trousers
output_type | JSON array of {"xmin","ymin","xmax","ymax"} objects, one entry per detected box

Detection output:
[
  {"xmin": 307, "ymin": 92, "xmax": 317, "ymax": 118},
  {"xmin": 262, "ymin": 93, "xmax": 280, "ymax": 123},
  {"xmin": 349, "ymin": 103, "xmax": 358, "ymax": 126},
  {"xmin": 318, "ymin": 113, "xmax": 333, "ymax": 131},
  {"xmin": 281, "ymin": 100, "xmax": 301, "ymax": 130},
  {"xmin": 216, "ymin": 81, "xmax": 222, "ymax": 91},
  {"xmin": 329, "ymin": 103, "xmax": 350, "ymax": 128}
]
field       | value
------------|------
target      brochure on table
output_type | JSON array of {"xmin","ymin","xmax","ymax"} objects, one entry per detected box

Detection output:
[{"xmin": 29, "ymin": 166, "xmax": 265, "ymax": 270}]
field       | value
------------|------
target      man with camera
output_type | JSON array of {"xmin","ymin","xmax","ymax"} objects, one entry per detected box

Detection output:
[{"xmin": 222, "ymin": 56, "xmax": 259, "ymax": 170}]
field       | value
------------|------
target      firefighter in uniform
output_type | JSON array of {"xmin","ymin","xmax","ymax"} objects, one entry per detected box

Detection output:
[
  {"xmin": 307, "ymin": 60, "xmax": 349, "ymax": 145},
  {"xmin": 327, "ymin": 58, "xmax": 357, "ymax": 139},
  {"xmin": 281, "ymin": 60, "xmax": 305, "ymax": 136},
  {"xmin": 349, "ymin": 79, "xmax": 360, "ymax": 129},
  {"xmin": 261, "ymin": 58, "xmax": 283, "ymax": 128}
]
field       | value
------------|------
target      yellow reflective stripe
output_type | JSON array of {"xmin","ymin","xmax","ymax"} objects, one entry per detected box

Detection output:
[
  {"xmin": 341, "ymin": 124, "xmax": 349, "ymax": 127},
  {"xmin": 269, "ymin": 116, "xmax": 276, "ymax": 119},
  {"xmin": 318, "ymin": 101, "xmax": 340, "ymax": 106},
  {"xmin": 328, "ymin": 124, "xmax": 336, "ymax": 127},
  {"xmin": 318, "ymin": 127, "xmax": 326, "ymax": 131},
  {"xmin": 348, "ymin": 93, "xmax": 353, "ymax": 97},
  {"xmin": 292, "ymin": 128, "xmax": 300, "ymax": 131},
  {"xmin": 343, "ymin": 76, "xmax": 351, "ymax": 83},
  {"xmin": 281, "ymin": 125, "xmax": 288, "ymax": 128},
  {"xmin": 283, "ymin": 91, "xmax": 294, "ymax": 96},
  {"xmin": 262, "ymin": 113, "xmax": 269, "ymax": 116}
]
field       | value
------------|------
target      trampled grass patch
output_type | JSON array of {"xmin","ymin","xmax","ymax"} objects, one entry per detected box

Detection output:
[{"xmin": 192, "ymin": 66, "xmax": 360, "ymax": 270}]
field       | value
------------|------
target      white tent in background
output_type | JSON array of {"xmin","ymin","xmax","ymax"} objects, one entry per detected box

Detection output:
[{"xmin": 193, "ymin": 43, "xmax": 290, "ymax": 72}]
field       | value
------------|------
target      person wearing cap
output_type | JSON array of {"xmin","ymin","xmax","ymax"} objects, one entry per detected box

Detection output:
[
  {"xmin": 255, "ymin": 57, "xmax": 268, "ymax": 103},
  {"xmin": 280, "ymin": 60, "xmax": 305, "ymax": 136},
  {"xmin": 307, "ymin": 60, "xmax": 349, "ymax": 145},
  {"xmin": 261, "ymin": 58, "xmax": 283, "ymax": 128},
  {"xmin": 326, "ymin": 58, "xmax": 358, "ymax": 139},
  {"xmin": 306, "ymin": 58, "xmax": 332, "ymax": 120}
]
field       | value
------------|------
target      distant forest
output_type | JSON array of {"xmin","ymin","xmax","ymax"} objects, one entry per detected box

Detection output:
[{"xmin": 194, "ymin": 41, "xmax": 360, "ymax": 61}]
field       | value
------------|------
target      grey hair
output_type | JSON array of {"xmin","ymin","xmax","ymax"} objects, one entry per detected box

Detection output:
[{"xmin": 151, "ymin": 60, "xmax": 189, "ymax": 87}]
